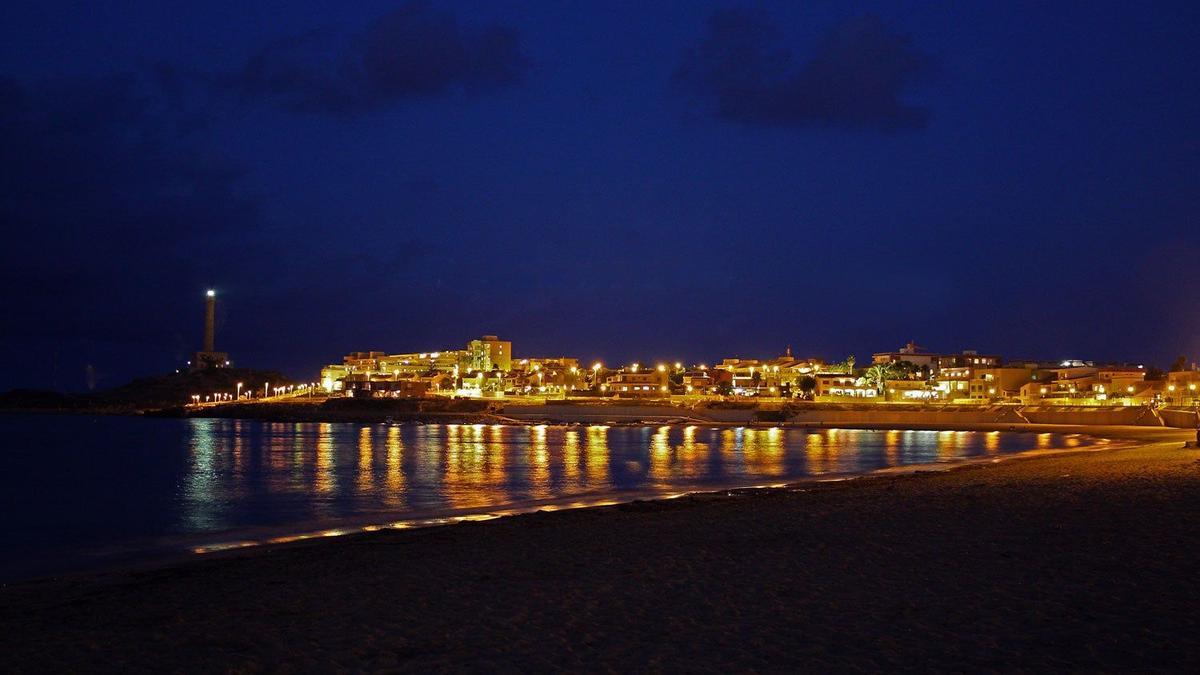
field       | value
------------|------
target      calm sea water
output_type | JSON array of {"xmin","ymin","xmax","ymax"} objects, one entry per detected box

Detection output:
[{"xmin": 0, "ymin": 415, "xmax": 1097, "ymax": 581}]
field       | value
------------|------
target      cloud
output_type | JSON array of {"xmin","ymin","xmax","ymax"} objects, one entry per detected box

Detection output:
[
  {"xmin": 230, "ymin": 1, "xmax": 529, "ymax": 114},
  {"xmin": 673, "ymin": 10, "xmax": 934, "ymax": 130}
]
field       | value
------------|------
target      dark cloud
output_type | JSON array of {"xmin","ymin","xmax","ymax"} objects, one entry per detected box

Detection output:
[
  {"xmin": 231, "ymin": 1, "xmax": 528, "ymax": 114},
  {"xmin": 674, "ymin": 10, "xmax": 934, "ymax": 130}
]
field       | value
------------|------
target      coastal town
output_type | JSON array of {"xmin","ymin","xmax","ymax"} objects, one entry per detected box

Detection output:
[{"xmin": 300, "ymin": 336, "xmax": 1200, "ymax": 408}]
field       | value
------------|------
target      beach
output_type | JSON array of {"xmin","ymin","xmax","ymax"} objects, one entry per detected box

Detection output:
[{"xmin": 3, "ymin": 425, "xmax": 1198, "ymax": 672}]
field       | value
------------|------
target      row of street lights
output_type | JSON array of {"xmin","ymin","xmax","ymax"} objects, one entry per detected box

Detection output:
[{"xmin": 188, "ymin": 382, "xmax": 320, "ymax": 406}]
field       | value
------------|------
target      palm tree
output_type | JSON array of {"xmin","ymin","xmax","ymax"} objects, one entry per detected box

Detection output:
[{"xmin": 862, "ymin": 363, "xmax": 894, "ymax": 401}]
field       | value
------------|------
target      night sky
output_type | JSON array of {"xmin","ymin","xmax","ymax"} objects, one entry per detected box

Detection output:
[{"xmin": 2, "ymin": 1, "xmax": 1197, "ymax": 391}]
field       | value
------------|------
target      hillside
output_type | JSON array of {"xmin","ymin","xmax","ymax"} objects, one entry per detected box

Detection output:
[{"xmin": 0, "ymin": 368, "xmax": 298, "ymax": 413}]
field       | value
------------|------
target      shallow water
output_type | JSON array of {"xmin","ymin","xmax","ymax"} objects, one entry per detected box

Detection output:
[{"xmin": 0, "ymin": 415, "xmax": 1099, "ymax": 580}]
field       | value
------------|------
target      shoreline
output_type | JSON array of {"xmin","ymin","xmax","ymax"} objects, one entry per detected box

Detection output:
[
  {"xmin": 2, "ymin": 421, "xmax": 1145, "ymax": 586},
  {"xmin": 3, "ymin": 427, "xmax": 1197, "ymax": 670},
  {"xmin": 6, "ymin": 391, "xmax": 1199, "ymax": 434}
]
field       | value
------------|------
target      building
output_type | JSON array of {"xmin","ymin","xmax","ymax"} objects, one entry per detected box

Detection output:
[
  {"xmin": 604, "ymin": 366, "xmax": 669, "ymax": 397},
  {"xmin": 965, "ymin": 366, "xmax": 1048, "ymax": 401},
  {"xmin": 340, "ymin": 376, "xmax": 431, "ymax": 398},
  {"xmin": 936, "ymin": 350, "xmax": 1001, "ymax": 371},
  {"xmin": 715, "ymin": 347, "xmax": 823, "ymax": 396},
  {"xmin": 321, "ymin": 335, "xmax": 515, "ymax": 392},
  {"xmin": 468, "ymin": 335, "xmax": 512, "ymax": 372},
  {"xmin": 883, "ymin": 379, "xmax": 941, "ymax": 401},
  {"xmin": 1015, "ymin": 363, "xmax": 1150, "ymax": 404},
  {"xmin": 814, "ymin": 373, "xmax": 876, "ymax": 400},
  {"xmin": 1165, "ymin": 369, "xmax": 1200, "ymax": 407},
  {"xmin": 872, "ymin": 341, "xmax": 939, "ymax": 369}
]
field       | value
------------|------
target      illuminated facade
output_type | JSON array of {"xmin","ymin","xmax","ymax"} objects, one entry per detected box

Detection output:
[
  {"xmin": 468, "ymin": 335, "xmax": 511, "ymax": 372},
  {"xmin": 312, "ymin": 335, "xmax": 1186, "ymax": 407},
  {"xmin": 716, "ymin": 348, "xmax": 823, "ymax": 395}
]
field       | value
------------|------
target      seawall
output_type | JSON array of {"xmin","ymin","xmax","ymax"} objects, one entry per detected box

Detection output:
[{"xmin": 503, "ymin": 402, "xmax": 1200, "ymax": 429}]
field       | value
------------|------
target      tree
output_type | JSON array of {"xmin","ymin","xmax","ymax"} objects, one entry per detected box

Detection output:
[
  {"xmin": 861, "ymin": 363, "xmax": 894, "ymax": 399},
  {"xmin": 716, "ymin": 381, "xmax": 733, "ymax": 396},
  {"xmin": 890, "ymin": 360, "xmax": 923, "ymax": 380},
  {"xmin": 798, "ymin": 375, "xmax": 817, "ymax": 400},
  {"xmin": 1169, "ymin": 355, "xmax": 1189, "ymax": 372}
]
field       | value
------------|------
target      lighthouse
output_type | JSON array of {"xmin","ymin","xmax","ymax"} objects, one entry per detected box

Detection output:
[
  {"xmin": 204, "ymin": 289, "xmax": 216, "ymax": 352},
  {"xmin": 190, "ymin": 289, "xmax": 230, "ymax": 371}
]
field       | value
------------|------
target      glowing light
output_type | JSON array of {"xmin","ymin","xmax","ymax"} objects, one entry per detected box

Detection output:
[{"xmin": 205, "ymin": 289, "xmax": 215, "ymax": 297}]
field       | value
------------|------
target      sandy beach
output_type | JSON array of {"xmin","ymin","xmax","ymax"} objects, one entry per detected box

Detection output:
[{"xmin": 3, "ymin": 425, "xmax": 1198, "ymax": 672}]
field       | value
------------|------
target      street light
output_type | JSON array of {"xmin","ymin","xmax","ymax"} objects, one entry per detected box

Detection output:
[{"xmin": 236, "ymin": 382, "xmax": 243, "ymax": 400}]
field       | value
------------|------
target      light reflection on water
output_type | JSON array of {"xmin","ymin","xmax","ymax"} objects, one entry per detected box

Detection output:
[
  {"xmin": 177, "ymin": 421, "xmax": 1093, "ymax": 536},
  {"xmin": 0, "ymin": 415, "xmax": 1101, "ymax": 580}
]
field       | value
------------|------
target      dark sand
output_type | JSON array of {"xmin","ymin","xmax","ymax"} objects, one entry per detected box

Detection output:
[{"xmin": 3, "ymin": 426, "xmax": 1199, "ymax": 672}]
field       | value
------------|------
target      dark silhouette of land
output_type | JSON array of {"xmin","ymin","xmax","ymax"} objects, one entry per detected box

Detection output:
[{"xmin": 0, "ymin": 368, "xmax": 293, "ymax": 414}]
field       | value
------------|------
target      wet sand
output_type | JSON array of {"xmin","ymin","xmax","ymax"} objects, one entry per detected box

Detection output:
[{"xmin": 3, "ymin": 425, "xmax": 1199, "ymax": 672}]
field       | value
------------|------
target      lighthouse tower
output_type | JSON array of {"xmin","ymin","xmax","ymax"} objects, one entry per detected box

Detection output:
[{"xmin": 190, "ymin": 289, "xmax": 230, "ymax": 371}]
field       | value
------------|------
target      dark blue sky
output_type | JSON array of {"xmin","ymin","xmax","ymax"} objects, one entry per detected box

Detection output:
[{"xmin": 2, "ymin": 1, "xmax": 1198, "ymax": 390}]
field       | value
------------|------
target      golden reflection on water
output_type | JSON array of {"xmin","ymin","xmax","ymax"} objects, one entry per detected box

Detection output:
[
  {"xmin": 936, "ymin": 430, "xmax": 957, "ymax": 461},
  {"xmin": 315, "ymin": 423, "xmax": 334, "ymax": 494},
  {"xmin": 985, "ymin": 430, "xmax": 1001, "ymax": 455},
  {"xmin": 178, "ymin": 420, "xmax": 1085, "ymax": 539},
  {"xmin": 357, "ymin": 426, "xmax": 374, "ymax": 492},
  {"xmin": 742, "ymin": 428, "xmax": 785, "ymax": 477},
  {"xmin": 563, "ymin": 430, "xmax": 581, "ymax": 482},
  {"xmin": 385, "ymin": 425, "xmax": 404, "ymax": 503},
  {"xmin": 585, "ymin": 425, "xmax": 609, "ymax": 484},
  {"xmin": 528, "ymin": 425, "xmax": 551, "ymax": 501},
  {"xmin": 885, "ymin": 429, "xmax": 901, "ymax": 466},
  {"xmin": 649, "ymin": 426, "xmax": 672, "ymax": 481},
  {"xmin": 806, "ymin": 430, "xmax": 849, "ymax": 475}
]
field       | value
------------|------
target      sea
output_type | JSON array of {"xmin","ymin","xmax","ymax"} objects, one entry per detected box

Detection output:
[{"xmin": 0, "ymin": 414, "xmax": 1099, "ymax": 581}]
